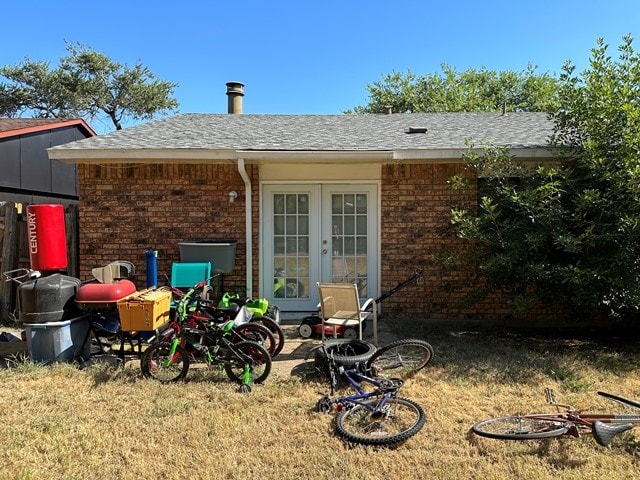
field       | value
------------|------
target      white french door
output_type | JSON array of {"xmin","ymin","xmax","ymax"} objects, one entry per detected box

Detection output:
[{"xmin": 262, "ymin": 184, "xmax": 378, "ymax": 312}]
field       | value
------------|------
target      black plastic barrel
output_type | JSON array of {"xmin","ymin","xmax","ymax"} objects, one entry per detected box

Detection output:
[{"xmin": 17, "ymin": 274, "xmax": 82, "ymax": 323}]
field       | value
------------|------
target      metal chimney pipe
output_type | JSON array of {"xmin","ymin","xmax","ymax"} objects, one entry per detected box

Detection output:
[{"xmin": 226, "ymin": 81, "xmax": 244, "ymax": 114}]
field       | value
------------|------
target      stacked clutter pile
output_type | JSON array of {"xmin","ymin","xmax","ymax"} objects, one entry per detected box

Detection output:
[{"xmin": 17, "ymin": 204, "xmax": 89, "ymax": 364}]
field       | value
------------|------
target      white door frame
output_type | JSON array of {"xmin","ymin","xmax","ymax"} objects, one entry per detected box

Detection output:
[{"xmin": 261, "ymin": 182, "xmax": 379, "ymax": 313}]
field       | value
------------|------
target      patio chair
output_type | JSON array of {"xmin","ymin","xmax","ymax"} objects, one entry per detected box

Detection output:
[
  {"xmin": 317, "ymin": 282, "xmax": 378, "ymax": 345},
  {"xmin": 170, "ymin": 262, "xmax": 212, "ymax": 291},
  {"xmin": 91, "ymin": 260, "xmax": 135, "ymax": 284}
]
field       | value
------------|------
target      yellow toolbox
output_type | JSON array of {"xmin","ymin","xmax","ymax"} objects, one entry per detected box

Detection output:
[{"xmin": 117, "ymin": 288, "xmax": 171, "ymax": 332}]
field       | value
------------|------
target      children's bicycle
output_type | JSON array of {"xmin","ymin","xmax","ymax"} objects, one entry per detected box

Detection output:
[
  {"xmin": 198, "ymin": 297, "xmax": 285, "ymax": 357},
  {"xmin": 472, "ymin": 388, "xmax": 640, "ymax": 446},
  {"xmin": 315, "ymin": 345, "xmax": 426, "ymax": 446},
  {"xmin": 167, "ymin": 278, "xmax": 285, "ymax": 357},
  {"xmin": 168, "ymin": 276, "xmax": 278, "ymax": 356},
  {"xmin": 140, "ymin": 320, "xmax": 271, "ymax": 392},
  {"xmin": 140, "ymin": 278, "xmax": 271, "ymax": 392}
]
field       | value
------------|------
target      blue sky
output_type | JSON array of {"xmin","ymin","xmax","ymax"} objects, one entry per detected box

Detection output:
[{"xmin": 2, "ymin": 1, "xmax": 639, "ymax": 132}]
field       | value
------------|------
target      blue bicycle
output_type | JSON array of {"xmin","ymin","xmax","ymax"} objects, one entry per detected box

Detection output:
[{"xmin": 315, "ymin": 345, "xmax": 426, "ymax": 446}]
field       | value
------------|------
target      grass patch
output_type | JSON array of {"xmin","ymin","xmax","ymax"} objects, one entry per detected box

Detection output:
[{"xmin": 1, "ymin": 322, "xmax": 640, "ymax": 479}]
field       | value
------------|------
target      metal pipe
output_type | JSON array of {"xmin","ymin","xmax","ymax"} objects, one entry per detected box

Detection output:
[
  {"xmin": 226, "ymin": 81, "xmax": 244, "ymax": 114},
  {"xmin": 237, "ymin": 158, "xmax": 252, "ymax": 297}
]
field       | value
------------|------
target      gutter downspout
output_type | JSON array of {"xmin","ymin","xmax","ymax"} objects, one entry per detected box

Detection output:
[{"xmin": 237, "ymin": 158, "xmax": 252, "ymax": 298}]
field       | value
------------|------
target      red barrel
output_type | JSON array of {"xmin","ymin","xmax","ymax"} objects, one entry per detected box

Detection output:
[{"xmin": 26, "ymin": 204, "xmax": 68, "ymax": 272}]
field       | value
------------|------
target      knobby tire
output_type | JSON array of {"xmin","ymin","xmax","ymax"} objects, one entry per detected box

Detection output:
[{"xmin": 335, "ymin": 397, "xmax": 426, "ymax": 446}]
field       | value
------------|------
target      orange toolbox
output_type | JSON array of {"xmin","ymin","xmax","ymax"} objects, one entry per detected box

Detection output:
[{"xmin": 117, "ymin": 288, "xmax": 171, "ymax": 332}]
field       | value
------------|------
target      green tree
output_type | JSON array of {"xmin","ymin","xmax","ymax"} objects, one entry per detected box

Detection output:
[
  {"xmin": 449, "ymin": 35, "xmax": 640, "ymax": 321},
  {"xmin": 0, "ymin": 42, "xmax": 178, "ymax": 130},
  {"xmin": 349, "ymin": 64, "xmax": 559, "ymax": 114}
]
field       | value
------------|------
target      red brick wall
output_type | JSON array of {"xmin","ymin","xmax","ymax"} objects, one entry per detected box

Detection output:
[
  {"xmin": 379, "ymin": 162, "xmax": 557, "ymax": 321},
  {"xmin": 77, "ymin": 163, "xmax": 257, "ymax": 295},
  {"xmin": 78, "ymin": 161, "xmax": 556, "ymax": 322}
]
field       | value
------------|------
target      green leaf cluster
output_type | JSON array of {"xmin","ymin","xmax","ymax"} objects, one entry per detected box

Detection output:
[
  {"xmin": 0, "ymin": 42, "xmax": 178, "ymax": 130},
  {"xmin": 349, "ymin": 64, "xmax": 559, "ymax": 114},
  {"xmin": 450, "ymin": 36, "xmax": 640, "ymax": 322}
]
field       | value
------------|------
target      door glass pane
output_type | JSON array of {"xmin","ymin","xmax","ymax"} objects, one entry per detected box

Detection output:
[
  {"xmin": 344, "ymin": 216, "xmax": 355, "ymax": 236},
  {"xmin": 331, "ymin": 192, "xmax": 368, "ymax": 296},
  {"xmin": 356, "ymin": 215, "xmax": 367, "ymax": 235},
  {"xmin": 273, "ymin": 193, "xmax": 310, "ymax": 299},
  {"xmin": 298, "ymin": 195, "xmax": 309, "ymax": 214},
  {"xmin": 274, "ymin": 194, "xmax": 285, "ymax": 214},
  {"xmin": 274, "ymin": 216, "xmax": 285, "ymax": 235},
  {"xmin": 298, "ymin": 216, "xmax": 309, "ymax": 235}
]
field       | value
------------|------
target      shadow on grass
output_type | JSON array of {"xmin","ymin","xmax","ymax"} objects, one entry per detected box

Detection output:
[{"xmin": 386, "ymin": 318, "xmax": 640, "ymax": 389}]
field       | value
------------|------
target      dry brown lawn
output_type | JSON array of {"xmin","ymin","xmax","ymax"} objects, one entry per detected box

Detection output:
[{"xmin": 1, "ymin": 320, "xmax": 640, "ymax": 480}]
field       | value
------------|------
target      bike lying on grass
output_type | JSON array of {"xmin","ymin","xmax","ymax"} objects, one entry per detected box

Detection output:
[
  {"xmin": 472, "ymin": 388, "xmax": 640, "ymax": 446},
  {"xmin": 313, "ymin": 338, "xmax": 434, "ymax": 379},
  {"xmin": 315, "ymin": 344, "xmax": 427, "ymax": 446},
  {"xmin": 140, "ymin": 278, "xmax": 272, "ymax": 392}
]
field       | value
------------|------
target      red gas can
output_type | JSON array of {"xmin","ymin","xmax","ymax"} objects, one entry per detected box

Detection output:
[{"xmin": 26, "ymin": 204, "xmax": 68, "ymax": 272}]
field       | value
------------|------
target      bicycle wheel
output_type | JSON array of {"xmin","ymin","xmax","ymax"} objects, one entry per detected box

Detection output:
[
  {"xmin": 335, "ymin": 397, "xmax": 426, "ymax": 446},
  {"xmin": 223, "ymin": 340, "xmax": 272, "ymax": 385},
  {"xmin": 233, "ymin": 323, "xmax": 277, "ymax": 357},
  {"xmin": 250, "ymin": 316, "xmax": 285, "ymax": 357},
  {"xmin": 366, "ymin": 339, "xmax": 434, "ymax": 378},
  {"xmin": 472, "ymin": 415, "xmax": 571, "ymax": 440},
  {"xmin": 140, "ymin": 342, "xmax": 190, "ymax": 382}
]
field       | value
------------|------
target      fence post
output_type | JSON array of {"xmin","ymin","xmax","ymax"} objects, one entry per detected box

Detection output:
[
  {"xmin": 65, "ymin": 205, "xmax": 79, "ymax": 279},
  {"xmin": 0, "ymin": 203, "xmax": 18, "ymax": 323}
]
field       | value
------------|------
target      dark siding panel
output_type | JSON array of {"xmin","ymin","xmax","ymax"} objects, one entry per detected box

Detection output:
[
  {"xmin": 0, "ymin": 138, "xmax": 21, "ymax": 187},
  {"xmin": 51, "ymin": 127, "xmax": 78, "ymax": 146},
  {"xmin": 51, "ymin": 161, "xmax": 78, "ymax": 195},
  {"xmin": 3, "ymin": 124, "xmax": 89, "ymax": 200},
  {"xmin": 51, "ymin": 127, "xmax": 79, "ymax": 195},
  {"xmin": 20, "ymin": 132, "xmax": 51, "ymax": 192}
]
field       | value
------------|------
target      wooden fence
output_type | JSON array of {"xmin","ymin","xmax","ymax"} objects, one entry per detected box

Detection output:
[{"xmin": 0, "ymin": 203, "xmax": 79, "ymax": 323}]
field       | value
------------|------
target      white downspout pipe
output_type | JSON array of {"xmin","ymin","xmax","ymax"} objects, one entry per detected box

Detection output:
[{"xmin": 237, "ymin": 158, "xmax": 252, "ymax": 297}]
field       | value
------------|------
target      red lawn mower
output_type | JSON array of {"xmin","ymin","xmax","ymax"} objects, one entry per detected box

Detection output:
[{"xmin": 297, "ymin": 271, "xmax": 423, "ymax": 339}]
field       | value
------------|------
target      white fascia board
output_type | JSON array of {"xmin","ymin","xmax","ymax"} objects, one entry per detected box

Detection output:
[
  {"xmin": 236, "ymin": 150, "xmax": 393, "ymax": 163},
  {"xmin": 47, "ymin": 148, "xmax": 238, "ymax": 164},
  {"xmin": 392, "ymin": 147, "xmax": 557, "ymax": 162},
  {"xmin": 48, "ymin": 146, "xmax": 559, "ymax": 164}
]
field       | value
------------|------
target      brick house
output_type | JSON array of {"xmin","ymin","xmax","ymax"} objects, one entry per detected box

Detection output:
[{"xmin": 48, "ymin": 84, "xmax": 556, "ymax": 321}]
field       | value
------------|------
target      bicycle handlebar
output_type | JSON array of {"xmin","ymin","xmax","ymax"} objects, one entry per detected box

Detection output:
[{"xmin": 598, "ymin": 391, "xmax": 640, "ymax": 409}]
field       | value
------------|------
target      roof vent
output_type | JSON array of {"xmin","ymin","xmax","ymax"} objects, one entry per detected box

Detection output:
[
  {"xmin": 405, "ymin": 127, "xmax": 428, "ymax": 134},
  {"xmin": 226, "ymin": 81, "xmax": 244, "ymax": 114}
]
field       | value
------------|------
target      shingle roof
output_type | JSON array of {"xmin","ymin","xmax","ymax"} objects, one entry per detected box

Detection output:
[{"xmin": 48, "ymin": 112, "xmax": 554, "ymax": 152}]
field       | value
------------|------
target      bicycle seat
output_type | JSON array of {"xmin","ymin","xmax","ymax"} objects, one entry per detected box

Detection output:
[{"xmin": 592, "ymin": 420, "xmax": 633, "ymax": 446}]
